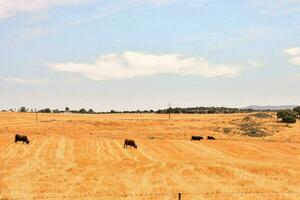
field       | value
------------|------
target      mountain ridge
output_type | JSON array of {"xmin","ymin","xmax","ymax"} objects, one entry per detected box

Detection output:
[{"xmin": 242, "ymin": 105, "xmax": 298, "ymax": 110}]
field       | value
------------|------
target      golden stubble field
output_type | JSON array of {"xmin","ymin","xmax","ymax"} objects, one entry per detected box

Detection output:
[{"xmin": 0, "ymin": 112, "xmax": 299, "ymax": 200}]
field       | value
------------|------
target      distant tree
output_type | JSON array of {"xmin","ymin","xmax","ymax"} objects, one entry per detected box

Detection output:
[
  {"xmin": 79, "ymin": 108, "xmax": 87, "ymax": 114},
  {"xmin": 277, "ymin": 109, "xmax": 297, "ymax": 126},
  {"xmin": 39, "ymin": 108, "xmax": 51, "ymax": 113},
  {"xmin": 65, "ymin": 107, "xmax": 70, "ymax": 112},
  {"xmin": 282, "ymin": 115, "xmax": 297, "ymax": 126},
  {"xmin": 110, "ymin": 110, "xmax": 116, "ymax": 113},
  {"xmin": 174, "ymin": 108, "xmax": 181, "ymax": 114},
  {"xmin": 20, "ymin": 107, "xmax": 27, "ymax": 112},
  {"xmin": 277, "ymin": 110, "xmax": 296, "ymax": 119},
  {"xmin": 293, "ymin": 106, "xmax": 300, "ymax": 118},
  {"xmin": 88, "ymin": 109, "xmax": 94, "ymax": 114},
  {"xmin": 53, "ymin": 109, "xmax": 60, "ymax": 113}
]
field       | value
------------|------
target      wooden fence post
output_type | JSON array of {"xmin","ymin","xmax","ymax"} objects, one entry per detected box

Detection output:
[{"xmin": 178, "ymin": 193, "xmax": 181, "ymax": 200}]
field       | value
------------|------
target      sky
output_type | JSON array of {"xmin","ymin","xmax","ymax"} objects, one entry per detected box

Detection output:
[{"xmin": 0, "ymin": 0, "xmax": 300, "ymax": 111}]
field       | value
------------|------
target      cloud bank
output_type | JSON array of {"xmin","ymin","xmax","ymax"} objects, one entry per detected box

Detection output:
[
  {"xmin": 0, "ymin": 0, "xmax": 177, "ymax": 19},
  {"xmin": 1, "ymin": 77, "xmax": 47, "ymax": 85},
  {"xmin": 249, "ymin": 0, "xmax": 300, "ymax": 15},
  {"xmin": 0, "ymin": 0, "xmax": 92, "ymax": 19},
  {"xmin": 285, "ymin": 47, "xmax": 300, "ymax": 66},
  {"xmin": 49, "ymin": 51, "xmax": 241, "ymax": 81}
]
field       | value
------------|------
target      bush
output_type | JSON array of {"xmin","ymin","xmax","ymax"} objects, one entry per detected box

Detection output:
[
  {"xmin": 282, "ymin": 115, "xmax": 296, "ymax": 125},
  {"xmin": 277, "ymin": 110, "xmax": 296, "ymax": 119},
  {"xmin": 293, "ymin": 106, "xmax": 300, "ymax": 118},
  {"xmin": 251, "ymin": 113, "xmax": 272, "ymax": 119},
  {"xmin": 223, "ymin": 127, "xmax": 231, "ymax": 134},
  {"xmin": 240, "ymin": 123, "xmax": 267, "ymax": 137},
  {"xmin": 277, "ymin": 109, "xmax": 297, "ymax": 126}
]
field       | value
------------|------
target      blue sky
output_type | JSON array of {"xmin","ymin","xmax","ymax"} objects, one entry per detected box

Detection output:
[{"xmin": 0, "ymin": 0, "xmax": 300, "ymax": 111}]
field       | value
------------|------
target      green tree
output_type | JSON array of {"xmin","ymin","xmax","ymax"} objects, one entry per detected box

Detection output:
[
  {"xmin": 20, "ymin": 107, "xmax": 27, "ymax": 112},
  {"xmin": 293, "ymin": 106, "xmax": 300, "ymax": 118},
  {"xmin": 53, "ymin": 109, "xmax": 60, "ymax": 113},
  {"xmin": 65, "ymin": 107, "xmax": 70, "ymax": 112},
  {"xmin": 40, "ymin": 108, "xmax": 51, "ymax": 113},
  {"xmin": 277, "ymin": 109, "xmax": 297, "ymax": 126},
  {"xmin": 282, "ymin": 115, "xmax": 297, "ymax": 126},
  {"xmin": 79, "ymin": 108, "xmax": 87, "ymax": 114},
  {"xmin": 277, "ymin": 110, "xmax": 296, "ymax": 119}
]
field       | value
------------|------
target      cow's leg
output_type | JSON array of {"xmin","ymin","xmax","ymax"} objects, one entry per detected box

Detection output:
[{"xmin": 123, "ymin": 143, "xmax": 126, "ymax": 148}]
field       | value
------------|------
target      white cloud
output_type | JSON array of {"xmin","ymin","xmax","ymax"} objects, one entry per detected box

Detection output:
[
  {"xmin": 245, "ymin": 60, "xmax": 266, "ymax": 68},
  {"xmin": 48, "ymin": 51, "xmax": 242, "ymax": 81},
  {"xmin": 0, "ymin": 0, "xmax": 92, "ymax": 19},
  {"xmin": 285, "ymin": 47, "xmax": 300, "ymax": 56},
  {"xmin": 0, "ymin": 0, "xmax": 178, "ymax": 19},
  {"xmin": 1, "ymin": 77, "xmax": 47, "ymax": 85},
  {"xmin": 249, "ymin": 0, "xmax": 300, "ymax": 15},
  {"xmin": 285, "ymin": 47, "xmax": 300, "ymax": 66}
]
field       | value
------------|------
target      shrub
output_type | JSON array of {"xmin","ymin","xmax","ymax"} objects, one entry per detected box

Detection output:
[
  {"xmin": 223, "ymin": 128, "xmax": 231, "ymax": 134},
  {"xmin": 251, "ymin": 113, "xmax": 272, "ymax": 119},
  {"xmin": 293, "ymin": 106, "xmax": 300, "ymax": 118},
  {"xmin": 240, "ymin": 123, "xmax": 267, "ymax": 137},
  {"xmin": 277, "ymin": 109, "xmax": 297, "ymax": 126},
  {"xmin": 277, "ymin": 110, "xmax": 296, "ymax": 119},
  {"xmin": 282, "ymin": 115, "xmax": 296, "ymax": 126}
]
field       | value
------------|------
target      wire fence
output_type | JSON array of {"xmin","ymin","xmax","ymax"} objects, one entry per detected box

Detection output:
[{"xmin": 1, "ymin": 191, "xmax": 298, "ymax": 200}]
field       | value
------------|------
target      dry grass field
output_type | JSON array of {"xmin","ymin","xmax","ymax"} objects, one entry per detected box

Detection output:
[{"xmin": 0, "ymin": 112, "xmax": 299, "ymax": 199}]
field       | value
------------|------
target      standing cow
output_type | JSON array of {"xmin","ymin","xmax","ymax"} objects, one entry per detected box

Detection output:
[
  {"xmin": 15, "ymin": 134, "xmax": 30, "ymax": 144},
  {"xmin": 123, "ymin": 139, "xmax": 137, "ymax": 149},
  {"xmin": 207, "ymin": 136, "xmax": 215, "ymax": 140},
  {"xmin": 191, "ymin": 136, "xmax": 203, "ymax": 141}
]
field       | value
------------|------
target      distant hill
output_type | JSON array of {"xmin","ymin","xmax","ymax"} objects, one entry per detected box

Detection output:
[{"xmin": 243, "ymin": 105, "xmax": 298, "ymax": 111}]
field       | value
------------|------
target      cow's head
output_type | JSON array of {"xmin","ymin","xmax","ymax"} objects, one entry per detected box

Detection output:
[
  {"xmin": 134, "ymin": 144, "xmax": 137, "ymax": 148},
  {"xmin": 26, "ymin": 139, "xmax": 30, "ymax": 144}
]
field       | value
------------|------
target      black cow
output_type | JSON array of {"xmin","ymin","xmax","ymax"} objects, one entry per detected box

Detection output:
[
  {"xmin": 207, "ymin": 136, "xmax": 215, "ymax": 140},
  {"xmin": 123, "ymin": 139, "xmax": 137, "ymax": 149},
  {"xmin": 15, "ymin": 134, "xmax": 30, "ymax": 144},
  {"xmin": 191, "ymin": 136, "xmax": 203, "ymax": 141}
]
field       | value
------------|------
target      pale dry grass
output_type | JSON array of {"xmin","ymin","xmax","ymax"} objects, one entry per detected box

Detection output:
[{"xmin": 0, "ymin": 112, "xmax": 299, "ymax": 199}]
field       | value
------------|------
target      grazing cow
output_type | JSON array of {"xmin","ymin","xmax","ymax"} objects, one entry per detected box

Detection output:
[
  {"xmin": 123, "ymin": 139, "xmax": 137, "ymax": 149},
  {"xmin": 15, "ymin": 134, "xmax": 30, "ymax": 144},
  {"xmin": 207, "ymin": 136, "xmax": 215, "ymax": 140},
  {"xmin": 191, "ymin": 136, "xmax": 203, "ymax": 141}
]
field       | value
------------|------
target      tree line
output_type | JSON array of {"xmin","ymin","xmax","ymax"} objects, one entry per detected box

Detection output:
[
  {"xmin": 2, "ymin": 106, "xmax": 300, "ymax": 117},
  {"xmin": 2, "ymin": 106, "xmax": 260, "ymax": 114}
]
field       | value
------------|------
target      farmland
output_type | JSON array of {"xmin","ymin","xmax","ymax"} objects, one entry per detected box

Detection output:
[{"xmin": 0, "ymin": 112, "xmax": 299, "ymax": 199}]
